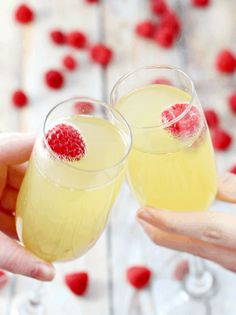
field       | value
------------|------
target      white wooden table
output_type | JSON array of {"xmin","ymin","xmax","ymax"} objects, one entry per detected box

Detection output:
[{"xmin": 0, "ymin": 0, "xmax": 236, "ymax": 314}]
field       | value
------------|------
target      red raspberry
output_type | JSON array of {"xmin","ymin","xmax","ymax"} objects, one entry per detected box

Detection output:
[
  {"xmin": 90, "ymin": 44, "xmax": 113, "ymax": 66},
  {"xmin": 152, "ymin": 78, "xmax": 172, "ymax": 85},
  {"xmin": 14, "ymin": 4, "xmax": 34, "ymax": 24},
  {"xmin": 173, "ymin": 260, "xmax": 189, "ymax": 281},
  {"xmin": 135, "ymin": 20, "xmax": 155, "ymax": 39},
  {"xmin": 67, "ymin": 31, "xmax": 87, "ymax": 49},
  {"xmin": 127, "ymin": 266, "xmax": 152, "ymax": 290},
  {"xmin": 159, "ymin": 11, "xmax": 181, "ymax": 37},
  {"xmin": 46, "ymin": 123, "xmax": 86, "ymax": 160},
  {"xmin": 161, "ymin": 103, "xmax": 201, "ymax": 137},
  {"xmin": 50, "ymin": 30, "xmax": 66, "ymax": 45},
  {"xmin": 212, "ymin": 128, "xmax": 232, "ymax": 151},
  {"xmin": 151, "ymin": 0, "xmax": 169, "ymax": 15},
  {"xmin": 204, "ymin": 109, "xmax": 219, "ymax": 129},
  {"xmin": 191, "ymin": 0, "xmax": 210, "ymax": 7},
  {"xmin": 154, "ymin": 26, "xmax": 176, "ymax": 48},
  {"xmin": 215, "ymin": 50, "xmax": 236, "ymax": 74},
  {"xmin": 229, "ymin": 165, "xmax": 236, "ymax": 175},
  {"xmin": 228, "ymin": 92, "xmax": 236, "ymax": 114},
  {"xmin": 74, "ymin": 102, "xmax": 95, "ymax": 114},
  {"xmin": 62, "ymin": 55, "xmax": 77, "ymax": 71},
  {"xmin": 85, "ymin": 0, "xmax": 99, "ymax": 3},
  {"xmin": 65, "ymin": 272, "xmax": 89, "ymax": 296},
  {"xmin": 44, "ymin": 70, "xmax": 64, "ymax": 89},
  {"xmin": 12, "ymin": 90, "xmax": 29, "ymax": 108}
]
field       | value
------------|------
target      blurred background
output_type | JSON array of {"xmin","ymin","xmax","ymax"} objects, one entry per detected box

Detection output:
[{"xmin": 0, "ymin": 0, "xmax": 236, "ymax": 314}]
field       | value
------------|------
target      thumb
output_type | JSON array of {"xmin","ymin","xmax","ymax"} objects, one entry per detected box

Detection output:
[{"xmin": 0, "ymin": 232, "xmax": 55, "ymax": 281}]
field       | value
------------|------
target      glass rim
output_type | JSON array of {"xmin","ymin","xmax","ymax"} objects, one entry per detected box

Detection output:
[
  {"xmin": 110, "ymin": 64, "xmax": 195, "ymax": 130},
  {"xmin": 43, "ymin": 96, "xmax": 132, "ymax": 173}
]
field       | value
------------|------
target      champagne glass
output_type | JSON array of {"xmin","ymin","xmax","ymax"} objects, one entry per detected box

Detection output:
[
  {"xmin": 12, "ymin": 97, "xmax": 132, "ymax": 315},
  {"xmin": 110, "ymin": 65, "xmax": 222, "ymax": 314}
]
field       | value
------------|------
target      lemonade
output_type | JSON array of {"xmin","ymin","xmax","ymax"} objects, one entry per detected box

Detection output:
[
  {"xmin": 16, "ymin": 115, "xmax": 129, "ymax": 262},
  {"xmin": 115, "ymin": 84, "xmax": 217, "ymax": 211}
]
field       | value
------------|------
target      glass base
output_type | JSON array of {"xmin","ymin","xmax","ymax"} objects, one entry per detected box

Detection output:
[{"xmin": 10, "ymin": 294, "xmax": 46, "ymax": 315}]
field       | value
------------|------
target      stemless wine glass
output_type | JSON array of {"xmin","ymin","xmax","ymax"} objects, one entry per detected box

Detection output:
[
  {"xmin": 12, "ymin": 97, "xmax": 132, "ymax": 315},
  {"xmin": 111, "ymin": 65, "xmax": 220, "ymax": 314}
]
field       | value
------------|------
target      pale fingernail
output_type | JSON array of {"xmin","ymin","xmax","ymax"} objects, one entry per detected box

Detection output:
[
  {"xmin": 35, "ymin": 263, "xmax": 55, "ymax": 281},
  {"xmin": 137, "ymin": 208, "xmax": 153, "ymax": 222}
]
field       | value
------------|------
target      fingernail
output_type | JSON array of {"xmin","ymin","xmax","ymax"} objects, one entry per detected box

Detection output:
[
  {"xmin": 137, "ymin": 208, "xmax": 153, "ymax": 222},
  {"xmin": 36, "ymin": 263, "xmax": 55, "ymax": 281},
  {"xmin": 137, "ymin": 218, "xmax": 150, "ymax": 232}
]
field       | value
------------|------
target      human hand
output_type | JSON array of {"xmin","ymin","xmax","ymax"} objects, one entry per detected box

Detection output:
[
  {"xmin": 137, "ymin": 173, "xmax": 236, "ymax": 272},
  {"xmin": 0, "ymin": 133, "xmax": 55, "ymax": 281}
]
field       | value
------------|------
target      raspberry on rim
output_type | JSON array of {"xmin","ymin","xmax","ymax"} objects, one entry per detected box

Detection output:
[
  {"xmin": 161, "ymin": 103, "xmax": 201, "ymax": 137},
  {"xmin": 45, "ymin": 123, "xmax": 86, "ymax": 161}
]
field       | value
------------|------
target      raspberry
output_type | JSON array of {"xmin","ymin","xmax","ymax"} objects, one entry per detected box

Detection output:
[
  {"xmin": 228, "ymin": 92, "xmax": 236, "ymax": 114},
  {"xmin": 161, "ymin": 104, "xmax": 201, "ymax": 137},
  {"xmin": 14, "ymin": 4, "xmax": 34, "ymax": 24},
  {"xmin": 127, "ymin": 266, "xmax": 152, "ymax": 290},
  {"xmin": 74, "ymin": 102, "xmax": 95, "ymax": 114},
  {"xmin": 65, "ymin": 272, "xmax": 89, "ymax": 296},
  {"xmin": 85, "ymin": 0, "xmax": 99, "ymax": 3},
  {"xmin": 152, "ymin": 78, "xmax": 172, "ymax": 85},
  {"xmin": 173, "ymin": 260, "xmax": 189, "ymax": 281},
  {"xmin": 159, "ymin": 11, "xmax": 181, "ymax": 37},
  {"xmin": 229, "ymin": 165, "xmax": 236, "ymax": 175},
  {"xmin": 90, "ymin": 44, "xmax": 113, "ymax": 66},
  {"xmin": 46, "ymin": 123, "xmax": 86, "ymax": 160},
  {"xmin": 62, "ymin": 55, "xmax": 77, "ymax": 71},
  {"xmin": 12, "ymin": 90, "xmax": 29, "ymax": 108},
  {"xmin": 67, "ymin": 31, "xmax": 87, "ymax": 49},
  {"xmin": 212, "ymin": 128, "xmax": 232, "ymax": 151},
  {"xmin": 191, "ymin": 0, "xmax": 210, "ymax": 7},
  {"xmin": 50, "ymin": 30, "xmax": 66, "ymax": 45},
  {"xmin": 135, "ymin": 20, "xmax": 155, "ymax": 39},
  {"xmin": 154, "ymin": 26, "xmax": 176, "ymax": 48},
  {"xmin": 44, "ymin": 70, "xmax": 64, "ymax": 89},
  {"xmin": 151, "ymin": 0, "xmax": 169, "ymax": 15},
  {"xmin": 215, "ymin": 50, "xmax": 236, "ymax": 74},
  {"xmin": 204, "ymin": 109, "xmax": 219, "ymax": 129}
]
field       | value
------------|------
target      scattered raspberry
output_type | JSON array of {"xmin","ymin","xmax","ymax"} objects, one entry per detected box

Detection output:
[
  {"xmin": 90, "ymin": 44, "xmax": 113, "ymax": 66},
  {"xmin": 204, "ymin": 109, "xmax": 219, "ymax": 129},
  {"xmin": 151, "ymin": 0, "xmax": 169, "ymax": 15},
  {"xmin": 191, "ymin": 0, "xmax": 210, "ymax": 7},
  {"xmin": 44, "ymin": 70, "xmax": 64, "ymax": 89},
  {"xmin": 14, "ymin": 4, "xmax": 34, "ymax": 24},
  {"xmin": 162, "ymin": 104, "xmax": 201, "ymax": 137},
  {"xmin": 154, "ymin": 26, "xmax": 176, "ymax": 48},
  {"xmin": 67, "ymin": 31, "xmax": 87, "ymax": 49},
  {"xmin": 152, "ymin": 78, "xmax": 172, "ymax": 85},
  {"xmin": 212, "ymin": 128, "xmax": 232, "ymax": 151},
  {"xmin": 85, "ymin": 0, "xmax": 99, "ymax": 3},
  {"xmin": 159, "ymin": 11, "xmax": 181, "ymax": 37},
  {"xmin": 173, "ymin": 260, "xmax": 189, "ymax": 281},
  {"xmin": 215, "ymin": 50, "xmax": 236, "ymax": 74},
  {"xmin": 12, "ymin": 90, "xmax": 29, "ymax": 108},
  {"xmin": 0, "ymin": 271, "xmax": 8, "ymax": 289},
  {"xmin": 74, "ymin": 101, "xmax": 95, "ymax": 114},
  {"xmin": 127, "ymin": 266, "xmax": 152, "ymax": 290},
  {"xmin": 50, "ymin": 30, "xmax": 66, "ymax": 45},
  {"xmin": 135, "ymin": 20, "xmax": 155, "ymax": 39},
  {"xmin": 229, "ymin": 165, "xmax": 236, "ymax": 175},
  {"xmin": 65, "ymin": 272, "xmax": 89, "ymax": 296},
  {"xmin": 46, "ymin": 123, "xmax": 86, "ymax": 160},
  {"xmin": 228, "ymin": 92, "xmax": 236, "ymax": 114},
  {"xmin": 62, "ymin": 55, "xmax": 77, "ymax": 71}
]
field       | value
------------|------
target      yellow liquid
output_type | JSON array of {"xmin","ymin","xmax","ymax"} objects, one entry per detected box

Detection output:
[
  {"xmin": 116, "ymin": 85, "xmax": 217, "ymax": 211},
  {"xmin": 16, "ymin": 116, "xmax": 128, "ymax": 262}
]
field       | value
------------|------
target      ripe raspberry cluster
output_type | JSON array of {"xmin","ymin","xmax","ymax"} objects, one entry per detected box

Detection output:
[
  {"xmin": 135, "ymin": 0, "xmax": 181, "ymax": 49},
  {"xmin": 215, "ymin": 49, "xmax": 236, "ymax": 74}
]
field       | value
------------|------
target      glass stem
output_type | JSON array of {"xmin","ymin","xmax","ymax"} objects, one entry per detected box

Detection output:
[
  {"xmin": 23, "ymin": 281, "xmax": 45, "ymax": 315},
  {"xmin": 184, "ymin": 256, "xmax": 216, "ymax": 298}
]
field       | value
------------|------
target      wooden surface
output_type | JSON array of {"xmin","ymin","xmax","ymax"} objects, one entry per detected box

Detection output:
[{"xmin": 0, "ymin": 0, "xmax": 236, "ymax": 314}]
